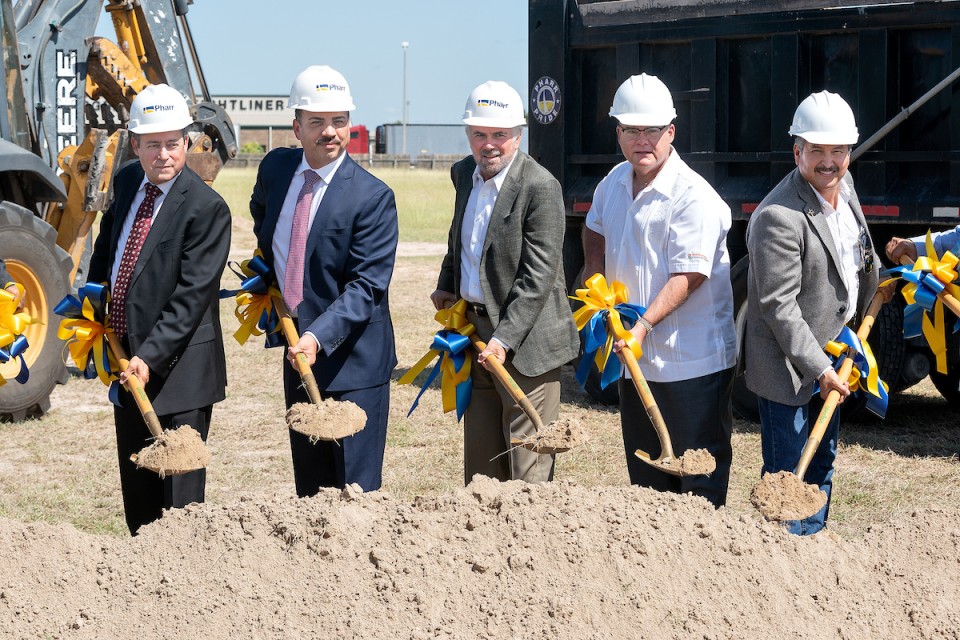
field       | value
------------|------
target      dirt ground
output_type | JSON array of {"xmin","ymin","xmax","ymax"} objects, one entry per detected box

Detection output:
[{"xmin": 0, "ymin": 218, "xmax": 958, "ymax": 638}]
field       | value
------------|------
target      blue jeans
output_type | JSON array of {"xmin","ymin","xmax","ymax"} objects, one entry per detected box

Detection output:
[{"xmin": 757, "ymin": 396, "xmax": 840, "ymax": 536}]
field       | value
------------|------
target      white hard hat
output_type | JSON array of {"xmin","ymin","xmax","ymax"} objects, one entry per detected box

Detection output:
[
  {"xmin": 462, "ymin": 81, "xmax": 526, "ymax": 128},
  {"xmin": 128, "ymin": 84, "xmax": 193, "ymax": 134},
  {"xmin": 789, "ymin": 91, "xmax": 859, "ymax": 145},
  {"xmin": 609, "ymin": 73, "xmax": 677, "ymax": 127},
  {"xmin": 287, "ymin": 65, "xmax": 356, "ymax": 112}
]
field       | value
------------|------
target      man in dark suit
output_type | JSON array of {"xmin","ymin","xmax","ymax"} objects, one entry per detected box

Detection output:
[
  {"xmin": 250, "ymin": 65, "xmax": 398, "ymax": 496},
  {"xmin": 88, "ymin": 84, "xmax": 231, "ymax": 535},
  {"xmin": 745, "ymin": 91, "xmax": 885, "ymax": 535},
  {"xmin": 431, "ymin": 81, "xmax": 580, "ymax": 484}
]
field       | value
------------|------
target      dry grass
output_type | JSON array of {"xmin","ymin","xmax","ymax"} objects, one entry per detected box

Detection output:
[{"xmin": 0, "ymin": 167, "xmax": 957, "ymax": 538}]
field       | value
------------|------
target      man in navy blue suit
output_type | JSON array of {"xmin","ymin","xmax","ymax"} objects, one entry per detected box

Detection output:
[{"xmin": 250, "ymin": 65, "xmax": 399, "ymax": 496}]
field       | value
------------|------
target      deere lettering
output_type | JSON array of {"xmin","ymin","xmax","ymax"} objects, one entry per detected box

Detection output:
[{"xmin": 56, "ymin": 49, "xmax": 78, "ymax": 152}]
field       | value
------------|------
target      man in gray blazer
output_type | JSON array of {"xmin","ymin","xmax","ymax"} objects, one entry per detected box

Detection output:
[
  {"xmin": 431, "ymin": 81, "xmax": 579, "ymax": 484},
  {"xmin": 745, "ymin": 91, "xmax": 883, "ymax": 535}
]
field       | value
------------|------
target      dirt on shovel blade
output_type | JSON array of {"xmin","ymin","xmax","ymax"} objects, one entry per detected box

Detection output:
[
  {"xmin": 135, "ymin": 426, "xmax": 210, "ymax": 477},
  {"xmin": 647, "ymin": 448, "xmax": 717, "ymax": 476},
  {"xmin": 516, "ymin": 416, "xmax": 589, "ymax": 454},
  {"xmin": 286, "ymin": 400, "xmax": 367, "ymax": 441},
  {"xmin": 751, "ymin": 470, "xmax": 828, "ymax": 522}
]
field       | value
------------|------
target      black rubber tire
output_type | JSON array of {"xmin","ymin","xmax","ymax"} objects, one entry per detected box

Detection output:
[{"xmin": 0, "ymin": 202, "xmax": 71, "ymax": 421}]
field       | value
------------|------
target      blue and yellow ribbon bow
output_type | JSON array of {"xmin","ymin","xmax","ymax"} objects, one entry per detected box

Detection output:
[
  {"xmin": 820, "ymin": 325, "xmax": 889, "ymax": 418},
  {"xmin": 570, "ymin": 273, "xmax": 647, "ymax": 390},
  {"xmin": 220, "ymin": 250, "xmax": 282, "ymax": 346},
  {"xmin": 885, "ymin": 231, "xmax": 960, "ymax": 374},
  {"xmin": 55, "ymin": 283, "xmax": 120, "ymax": 395},
  {"xmin": 0, "ymin": 283, "xmax": 37, "ymax": 386},
  {"xmin": 398, "ymin": 299, "xmax": 475, "ymax": 421}
]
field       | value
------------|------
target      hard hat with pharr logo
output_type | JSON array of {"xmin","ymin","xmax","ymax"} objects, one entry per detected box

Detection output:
[
  {"xmin": 609, "ymin": 73, "xmax": 677, "ymax": 127},
  {"xmin": 128, "ymin": 84, "xmax": 193, "ymax": 134},
  {"xmin": 288, "ymin": 65, "xmax": 356, "ymax": 112},
  {"xmin": 789, "ymin": 91, "xmax": 859, "ymax": 145},
  {"xmin": 462, "ymin": 81, "xmax": 526, "ymax": 128}
]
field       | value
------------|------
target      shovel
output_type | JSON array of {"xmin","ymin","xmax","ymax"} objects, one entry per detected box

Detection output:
[
  {"xmin": 272, "ymin": 295, "xmax": 366, "ymax": 440},
  {"xmin": 609, "ymin": 317, "xmax": 716, "ymax": 477},
  {"xmin": 753, "ymin": 289, "xmax": 887, "ymax": 522},
  {"xmin": 105, "ymin": 331, "xmax": 209, "ymax": 476},
  {"xmin": 468, "ymin": 334, "xmax": 571, "ymax": 455}
]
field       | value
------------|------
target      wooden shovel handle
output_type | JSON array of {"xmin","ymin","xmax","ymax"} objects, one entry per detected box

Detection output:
[
  {"xmin": 611, "ymin": 329, "xmax": 676, "ymax": 461},
  {"xmin": 899, "ymin": 255, "xmax": 960, "ymax": 316},
  {"xmin": 796, "ymin": 290, "xmax": 886, "ymax": 479},
  {"xmin": 104, "ymin": 331, "xmax": 163, "ymax": 439},
  {"xmin": 468, "ymin": 334, "xmax": 544, "ymax": 430},
  {"xmin": 272, "ymin": 296, "xmax": 323, "ymax": 405}
]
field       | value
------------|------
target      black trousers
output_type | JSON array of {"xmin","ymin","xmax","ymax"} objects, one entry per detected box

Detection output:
[
  {"xmin": 618, "ymin": 367, "xmax": 734, "ymax": 508},
  {"xmin": 114, "ymin": 400, "xmax": 212, "ymax": 535},
  {"xmin": 282, "ymin": 353, "xmax": 389, "ymax": 497}
]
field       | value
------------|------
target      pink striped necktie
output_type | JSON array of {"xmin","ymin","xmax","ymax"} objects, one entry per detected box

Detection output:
[
  {"xmin": 111, "ymin": 183, "xmax": 161, "ymax": 337},
  {"xmin": 284, "ymin": 170, "xmax": 321, "ymax": 311}
]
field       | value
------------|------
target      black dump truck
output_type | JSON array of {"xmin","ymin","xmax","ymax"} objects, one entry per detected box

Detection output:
[{"xmin": 528, "ymin": 0, "xmax": 960, "ymax": 416}]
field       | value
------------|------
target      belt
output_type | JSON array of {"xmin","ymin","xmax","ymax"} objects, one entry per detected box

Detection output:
[{"xmin": 466, "ymin": 302, "xmax": 488, "ymax": 317}]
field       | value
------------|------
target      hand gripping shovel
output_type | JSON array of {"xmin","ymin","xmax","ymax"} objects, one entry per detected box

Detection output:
[
  {"xmin": 272, "ymin": 296, "xmax": 366, "ymax": 441},
  {"xmin": 469, "ymin": 335, "xmax": 576, "ymax": 455},
  {"xmin": 753, "ymin": 288, "xmax": 887, "ymax": 522},
  {"xmin": 105, "ymin": 331, "xmax": 210, "ymax": 476},
  {"xmin": 609, "ymin": 317, "xmax": 716, "ymax": 477}
]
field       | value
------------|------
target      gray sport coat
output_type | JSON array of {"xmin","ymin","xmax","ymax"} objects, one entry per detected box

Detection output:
[
  {"xmin": 744, "ymin": 169, "xmax": 879, "ymax": 405},
  {"xmin": 437, "ymin": 152, "xmax": 579, "ymax": 378}
]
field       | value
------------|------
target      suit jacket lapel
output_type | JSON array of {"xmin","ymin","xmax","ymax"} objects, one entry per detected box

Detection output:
[
  {"xmin": 451, "ymin": 158, "xmax": 475, "ymax": 293},
  {"xmin": 260, "ymin": 150, "xmax": 303, "ymax": 266},
  {"xmin": 108, "ymin": 164, "xmax": 144, "ymax": 274},
  {"xmin": 129, "ymin": 169, "xmax": 189, "ymax": 289},
  {"xmin": 793, "ymin": 170, "xmax": 844, "ymax": 282},
  {"xmin": 482, "ymin": 153, "xmax": 523, "ymax": 255},
  {"xmin": 304, "ymin": 154, "xmax": 353, "ymax": 262}
]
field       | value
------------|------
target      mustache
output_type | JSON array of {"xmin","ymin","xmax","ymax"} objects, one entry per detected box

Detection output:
[{"xmin": 314, "ymin": 136, "xmax": 340, "ymax": 145}]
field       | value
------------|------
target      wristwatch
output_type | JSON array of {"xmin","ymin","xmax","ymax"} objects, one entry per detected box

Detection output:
[{"xmin": 636, "ymin": 316, "xmax": 654, "ymax": 333}]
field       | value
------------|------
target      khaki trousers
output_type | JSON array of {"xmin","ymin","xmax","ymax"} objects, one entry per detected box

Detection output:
[{"xmin": 463, "ymin": 312, "xmax": 560, "ymax": 484}]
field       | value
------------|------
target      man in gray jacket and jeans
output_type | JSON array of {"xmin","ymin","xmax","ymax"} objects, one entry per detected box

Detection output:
[{"xmin": 745, "ymin": 91, "xmax": 885, "ymax": 535}]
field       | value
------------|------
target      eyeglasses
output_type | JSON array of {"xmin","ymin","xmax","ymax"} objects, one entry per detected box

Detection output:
[{"xmin": 619, "ymin": 126, "xmax": 668, "ymax": 141}]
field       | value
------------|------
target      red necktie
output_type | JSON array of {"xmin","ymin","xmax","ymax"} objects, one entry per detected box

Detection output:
[
  {"xmin": 111, "ymin": 183, "xmax": 161, "ymax": 337},
  {"xmin": 284, "ymin": 170, "xmax": 321, "ymax": 311}
]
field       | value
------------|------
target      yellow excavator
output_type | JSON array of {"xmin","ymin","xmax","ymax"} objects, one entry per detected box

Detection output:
[{"xmin": 0, "ymin": 0, "xmax": 236, "ymax": 419}]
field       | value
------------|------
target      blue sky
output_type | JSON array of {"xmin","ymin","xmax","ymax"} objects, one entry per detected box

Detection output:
[{"xmin": 180, "ymin": 0, "xmax": 529, "ymax": 129}]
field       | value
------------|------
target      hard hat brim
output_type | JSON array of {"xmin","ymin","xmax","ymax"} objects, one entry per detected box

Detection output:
[
  {"xmin": 462, "ymin": 116, "xmax": 527, "ymax": 128},
  {"xmin": 611, "ymin": 111, "xmax": 677, "ymax": 127},
  {"xmin": 790, "ymin": 130, "xmax": 859, "ymax": 145},
  {"xmin": 129, "ymin": 115, "xmax": 194, "ymax": 135}
]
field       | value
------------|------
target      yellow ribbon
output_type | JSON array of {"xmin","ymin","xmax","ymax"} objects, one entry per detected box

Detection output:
[
  {"xmin": 901, "ymin": 231, "xmax": 960, "ymax": 374},
  {"xmin": 570, "ymin": 273, "xmax": 643, "ymax": 377},
  {"xmin": 398, "ymin": 299, "xmax": 475, "ymax": 416},
  {"xmin": 56, "ymin": 295, "xmax": 119, "ymax": 386},
  {"xmin": 823, "ymin": 338, "xmax": 886, "ymax": 397},
  {"xmin": 229, "ymin": 252, "xmax": 282, "ymax": 345},
  {"xmin": 0, "ymin": 283, "xmax": 38, "ymax": 350}
]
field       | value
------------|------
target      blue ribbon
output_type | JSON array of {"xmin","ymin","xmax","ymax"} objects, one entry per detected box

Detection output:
[
  {"xmin": 575, "ymin": 302, "xmax": 646, "ymax": 390},
  {"xmin": 883, "ymin": 266, "xmax": 960, "ymax": 338},
  {"xmin": 220, "ymin": 255, "xmax": 283, "ymax": 348},
  {"xmin": 54, "ymin": 283, "xmax": 122, "ymax": 405},
  {"xmin": 0, "ymin": 334, "xmax": 30, "ymax": 384},
  {"xmin": 405, "ymin": 330, "xmax": 473, "ymax": 421},
  {"xmin": 814, "ymin": 326, "xmax": 889, "ymax": 418}
]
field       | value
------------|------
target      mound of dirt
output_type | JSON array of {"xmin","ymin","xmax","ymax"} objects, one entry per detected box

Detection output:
[
  {"xmin": 0, "ymin": 479, "xmax": 957, "ymax": 639},
  {"xmin": 286, "ymin": 399, "xmax": 367, "ymax": 441},
  {"xmin": 134, "ymin": 426, "xmax": 210, "ymax": 476}
]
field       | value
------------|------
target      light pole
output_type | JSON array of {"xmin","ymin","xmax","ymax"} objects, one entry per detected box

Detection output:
[{"xmin": 401, "ymin": 41, "xmax": 409, "ymax": 157}]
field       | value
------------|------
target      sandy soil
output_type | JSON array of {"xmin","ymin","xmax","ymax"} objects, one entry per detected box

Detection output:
[{"xmin": 0, "ymin": 478, "xmax": 957, "ymax": 639}]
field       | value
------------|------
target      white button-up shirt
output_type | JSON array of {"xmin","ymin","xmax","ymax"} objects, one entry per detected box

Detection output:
[
  {"xmin": 585, "ymin": 150, "xmax": 737, "ymax": 383},
  {"xmin": 810, "ymin": 179, "xmax": 861, "ymax": 325},
  {"xmin": 110, "ymin": 174, "xmax": 178, "ymax": 288},
  {"xmin": 459, "ymin": 154, "xmax": 517, "ymax": 304},
  {"xmin": 273, "ymin": 152, "xmax": 346, "ymax": 298}
]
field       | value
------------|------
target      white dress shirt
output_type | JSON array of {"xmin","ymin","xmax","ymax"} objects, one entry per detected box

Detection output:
[
  {"xmin": 110, "ymin": 174, "xmax": 178, "ymax": 288},
  {"xmin": 272, "ymin": 152, "xmax": 346, "ymax": 303},
  {"xmin": 459, "ymin": 154, "xmax": 518, "ymax": 304},
  {"xmin": 810, "ymin": 179, "xmax": 862, "ymax": 325},
  {"xmin": 585, "ymin": 150, "xmax": 737, "ymax": 383}
]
